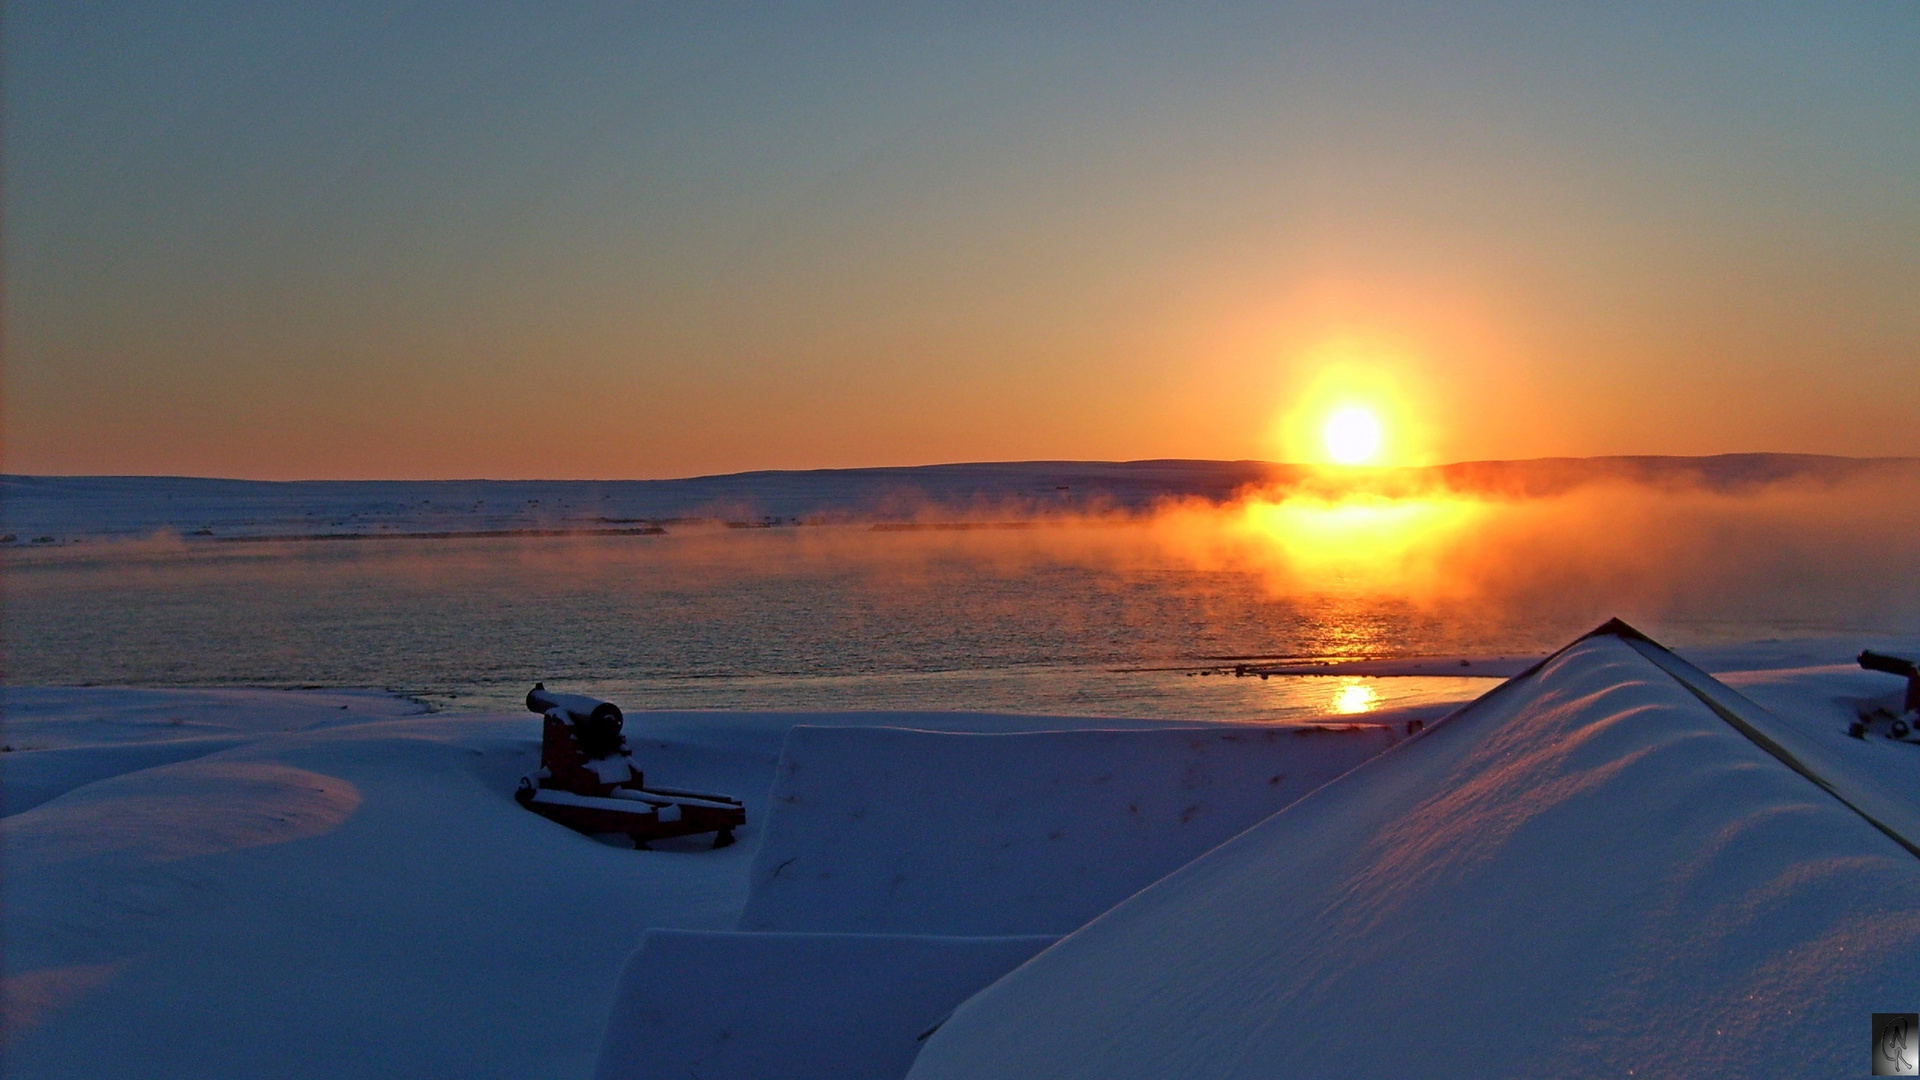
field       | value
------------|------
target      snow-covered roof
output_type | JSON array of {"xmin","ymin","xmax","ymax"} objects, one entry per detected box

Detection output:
[{"xmin": 908, "ymin": 624, "xmax": 1920, "ymax": 1079}]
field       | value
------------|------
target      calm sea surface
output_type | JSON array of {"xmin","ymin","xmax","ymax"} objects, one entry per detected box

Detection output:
[{"xmin": 4, "ymin": 521, "xmax": 1908, "ymax": 721}]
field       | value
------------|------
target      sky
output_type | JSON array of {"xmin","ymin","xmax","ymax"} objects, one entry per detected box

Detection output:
[{"xmin": 5, "ymin": 2, "xmax": 1917, "ymax": 480}]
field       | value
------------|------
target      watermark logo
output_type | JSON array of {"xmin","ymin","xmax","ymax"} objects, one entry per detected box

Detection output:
[{"xmin": 1876, "ymin": 1013, "xmax": 1918, "ymax": 1076}]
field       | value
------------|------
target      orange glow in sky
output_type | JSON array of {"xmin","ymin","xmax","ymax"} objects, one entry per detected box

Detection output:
[
  {"xmin": 1261, "ymin": 335, "xmax": 1444, "ymax": 470},
  {"xmin": 6, "ymin": 6, "xmax": 1916, "ymax": 479}
]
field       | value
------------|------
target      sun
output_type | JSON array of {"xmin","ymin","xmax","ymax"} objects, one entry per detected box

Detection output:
[{"xmin": 1322, "ymin": 407, "xmax": 1383, "ymax": 465}]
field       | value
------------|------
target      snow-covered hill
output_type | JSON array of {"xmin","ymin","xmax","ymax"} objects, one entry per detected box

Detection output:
[
  {"xmin": 6, "ymin": 454, "xmax": 1910, "ymax": 543},
  {"xmin": 907, "ymin": 629, "xmax": 1920, "ymax": 1079}
]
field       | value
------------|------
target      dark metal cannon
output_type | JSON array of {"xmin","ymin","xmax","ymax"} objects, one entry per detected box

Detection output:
[
  {"xmin": 1858, "ymin": 651, "xmax": 1920, "ymax": 716},
  {"xmin": 516, "ymin": 683, "xmax": 744, "ymax": 848}
]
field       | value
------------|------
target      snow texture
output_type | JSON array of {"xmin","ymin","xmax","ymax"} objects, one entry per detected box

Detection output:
[
  {"xmin": 1620, "ymin": 636, "xmax": 1920, "ymax": 854},
  {"xmin": 0, "ymin": 692, "xmax": 774, "ymax": 1079},
  {"xmin": 0, "ymin": 686, "xmax": 425, "ymax": 815},
  {"xmin": 589, "ymin": 722, "xmax": 1397, "ymax": 1079},
  {"xmin": 737, "ymin": 723, "xmax": 1401, "ymax": 936},
  {"xmin": 592, "ymin": 931, "xmax": 1056, "ymax": 1080},
  {"xmin": 9, "ymin": 638, "xmax": 1919, "ymax": 1079},
  {"xmin": 583, "ymin": 756, "xmax": 639, "ymax": 784},
  {"xmin": 907, "ymin": 634, "xmax": 1920, "ymax": 1080},
  {"xmin": 0, "ymin": 691, "xmax": 1237, "ymax": 1079},
  {"xmin": 1721, "ymin": 663, "xmax": 1920, "ymax": 833}
]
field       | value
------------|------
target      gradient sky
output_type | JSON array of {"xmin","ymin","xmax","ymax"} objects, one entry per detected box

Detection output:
[{"xmin": 6, "ymin": 2, "xmax": 1917, "ymax": 479}]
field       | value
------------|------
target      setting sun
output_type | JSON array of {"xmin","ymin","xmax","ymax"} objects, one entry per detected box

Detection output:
[{"xmin": 1323, "ymin": 407, "xmax": 1384, "ymax": 465}]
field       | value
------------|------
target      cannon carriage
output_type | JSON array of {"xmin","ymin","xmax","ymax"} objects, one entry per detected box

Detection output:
[{"xmin": 515, "ymin": 684, "xmax": 744, "ymax": 848}]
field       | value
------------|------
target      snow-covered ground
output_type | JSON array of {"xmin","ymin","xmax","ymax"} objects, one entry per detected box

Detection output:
[
  {"xmin": 909, "ymin": 633, "xmax": 1920, "ymax": 1079},
  {"xmin": 2, "ymin": 692, "xmax": 761, "ymax": 1078},
  {"xmin": 4, "ymin": 632, "xmax": 1918, "ymax": 1079},
  {"xmin": 0, "ymin": 689, "xmax": 1334, "ymax": 1079}
]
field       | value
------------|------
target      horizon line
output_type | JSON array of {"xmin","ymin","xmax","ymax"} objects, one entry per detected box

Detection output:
[{"xmin": 6, "ymin": 451, "xmax": 1917, "ymax": 487}]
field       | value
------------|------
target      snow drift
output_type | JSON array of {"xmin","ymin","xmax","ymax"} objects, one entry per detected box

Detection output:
[
  {"xmin": 11, "ymin": 635, "xmax": 1918, "ymax": 1079},
  {"xmin": 0, "ymin": 694, "xmax": 772, "ymax": 1080},
  {"xmin": 592, "ymin": 931, "xmax": 1056, "ymax": 1080},
  {"xmin": 738, "ymin": 723, "xmax": 1403, "ymax": 936},
  {"xmin": 907, "ymin": 628, "xmax": 1920, "ymax": 1079},
  {"xmin": 593, "ymin": 721, "xmax": 1402, "ymax": 1080}
]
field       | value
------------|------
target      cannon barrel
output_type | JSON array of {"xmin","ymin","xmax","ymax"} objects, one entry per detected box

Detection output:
[
  {"xmin": 526, "ymin": 683, "xmax": 624, "ymax": 727},
  {"xmin": 1859, "ymin": 651, "xmax": 1919, "ymax": 680},
  {"xmin": 528, "ymin": 683, "xmax": 627, "ymax": 759},
  {"xmin": 1858, "ymin": 651, "xmax": 1920, "ymax": 714}
]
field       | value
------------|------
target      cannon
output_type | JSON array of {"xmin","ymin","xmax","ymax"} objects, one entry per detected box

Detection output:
[
  {"xmin": 1850, "ymin": 651, "xmax": 1920, "ymax": 740},
  {"xmin": 516, "ymin": 683, "xmax": 744, "ymax": 848},
  {"xmin": 1859, "ymin": 651, "xmax": 1920, "ymax": 716}
]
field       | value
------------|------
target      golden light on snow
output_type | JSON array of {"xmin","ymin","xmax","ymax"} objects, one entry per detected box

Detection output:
[{"xmin": 1322, "ymin": 407, "xmax": 1383, "ymax": 465}]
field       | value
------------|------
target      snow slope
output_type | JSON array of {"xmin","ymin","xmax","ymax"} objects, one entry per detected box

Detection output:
[
  {"xmin": 0, "ymin": 690, "xmax": 1270, "ymax": 1079},
  {"xmin": 1722, "ymin": 663, "xmax": 1920, "ymax": 835},
  {"xmin": 9, "ymin": 642, "xmax": 1917, "ymax": 1079},
  {"xmin": 592, "ymin": 721, "xmax": 1402, "ymax": 1079},
  {"xmin": 0, "ymin": 687, "xmax": 426, "ymax": 815},
  {"xmin": 1, "ymin": 707, "xmax": 760, "ymax": 1079},
  {"xmin": 593, "ymin": 931, "xmax": 1056, "ymax": 1080},
  {"xmin": 907, "ymin": 632, "xmax": 1920, "ymax": 1079},
  {"xmin": 738, "ymin": 723, "xmax": 1402, "ymax": 936}
]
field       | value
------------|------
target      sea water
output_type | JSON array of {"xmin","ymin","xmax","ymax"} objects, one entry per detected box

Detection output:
[{"xmin": 6, "ymin": 520, "xmax": 1907, "ymax": 722}]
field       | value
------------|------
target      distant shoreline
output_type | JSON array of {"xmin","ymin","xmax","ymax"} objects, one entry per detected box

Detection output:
[{"xmin": 5, "ymin": 454, "xmax": 1915, "ymax": 547}]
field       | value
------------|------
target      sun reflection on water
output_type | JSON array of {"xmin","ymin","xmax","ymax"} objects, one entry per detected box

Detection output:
[
  {"xmin": 1232, "ymin": 488, "xmax": 1486, "ymax": 591},
  {"xmin": 1330, "ymin": 678, "xmax": 1380, "ymax": 715}
]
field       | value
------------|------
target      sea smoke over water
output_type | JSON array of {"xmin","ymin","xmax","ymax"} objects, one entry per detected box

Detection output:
[
  {"xmin": 4, "ymin": 458, "xmax": 1916, "ymax": 697},
  {"xmin": 1141, "ymin": 464, "xmax": 1920, "ymax": 634},
  {"xmin": 557, "ymin": 457, "xmax": 1920, "ymax": 640}
]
